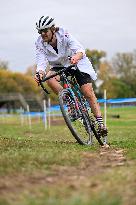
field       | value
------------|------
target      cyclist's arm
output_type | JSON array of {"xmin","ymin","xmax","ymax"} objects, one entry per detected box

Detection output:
[
  {"xmin": 71, "ymin": 52, "xmax": 83, "ymax": 64},
  {"xmin": 35, "ymin": 41, "xmax": 48, "ymax": 74},
  {"xmin": 35, "ymin": 41, "xmax": 48, "ymax": 83},
  {"xmin": 65, "ymin": 30, "xmax": 85, "ymax": 63}
]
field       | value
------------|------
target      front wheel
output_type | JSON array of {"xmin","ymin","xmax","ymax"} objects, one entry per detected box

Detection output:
[{"xmin": 59, "ymin": 89, "xmax": 93, "ymax": 145}]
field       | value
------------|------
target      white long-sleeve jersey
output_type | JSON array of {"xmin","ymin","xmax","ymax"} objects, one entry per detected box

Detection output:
[{"xmin": 35, "ymin": 27, "xmax": 97, "ymax": 80}]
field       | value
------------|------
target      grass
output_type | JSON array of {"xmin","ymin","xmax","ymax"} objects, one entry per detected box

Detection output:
[{"xmin": 0, "ymin": 106, "xmax": 136, "ymax": 205}]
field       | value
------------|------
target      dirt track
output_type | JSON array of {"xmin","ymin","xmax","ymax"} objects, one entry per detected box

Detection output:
[{"xmin": 0, "ymin": 147, "xmax": 126, "ymax": 196}]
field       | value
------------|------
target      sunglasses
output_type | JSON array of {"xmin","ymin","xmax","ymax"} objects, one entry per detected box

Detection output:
[{"xmin": 38, "ymin": 28, "xmax": 49, "ymax": 34}]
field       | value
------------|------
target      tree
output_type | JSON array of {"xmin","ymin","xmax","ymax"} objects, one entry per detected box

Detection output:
[
  {"xmin": 111, "ymin": 50, "xmax": 136, "ymax": 96},
  {"xmin": 0, "ymin": 70, "xmax": 20, "ymax": 93},
  {"xmin": 100, "ymin": 77, "xmax": 134, "ymax": 98},
  {"xmin": 112, "ymin": 51, "xmax": 136, "ymax": 79},
  {"xmin": 85, "ymin": 49, "xmax": 106, "ymax": 70},
  {"xmin": 0, "ymin": 60, "xmax": 9, "ymax": 70},
  {"xmin": 0, "ymin": 69, "xmax": 40, "ymax": 95},
  {"xmin": 94, "ymin": 61, "xmax": 114, "ymax": 97},
  {"xmin": 98, "ymin": 61, "xmax": 114, "ymax": 81},
  {"xmin": 12, "ymin": 72, "xmax": 40, "ymax": 95}
]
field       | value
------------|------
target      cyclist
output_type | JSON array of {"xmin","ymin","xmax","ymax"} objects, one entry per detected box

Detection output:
[{"xmin": 34, "ymin": 15, "xmax": 107, "ymax": 135}]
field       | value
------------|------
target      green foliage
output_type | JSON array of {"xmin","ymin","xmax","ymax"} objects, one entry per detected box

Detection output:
[
  {"xmin": 86, "ymin": 49, "xmax": 106, "ymax": 70},
  {"xmin": 100, "ymin": 77, "xmax": 134, "ymax": 98}
]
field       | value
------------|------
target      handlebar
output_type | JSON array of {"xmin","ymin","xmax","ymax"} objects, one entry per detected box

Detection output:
[
  {"xmin": 37, "ymin": 64, "xmax": 76, "ymax": 94},
  {"xmin": 42, "ymin": 64, "xmax": 76, "ymax": 82},
  {"xmin": 36, "ymin": 72, "xmax": 50, "ymax": 94}
]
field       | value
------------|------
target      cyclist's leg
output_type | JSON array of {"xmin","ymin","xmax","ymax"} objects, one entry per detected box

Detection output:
[
  {"xmin": 75, "ymin": 71, "xmax": 107, "ymax": 134},
  {"xmin": 46, "ymin": 70, "xmax": 63, "ymax": 94},
  {"xmin": 81, "ymin": 83, "xmax": 107, "ymax": 135},
  {"xmin": 82, "ymin": 84, "xmax": 100, "ymax": 113},
  {"xmin": 80, "ymin": 83, "xmax": 102, "ymax": 117}
]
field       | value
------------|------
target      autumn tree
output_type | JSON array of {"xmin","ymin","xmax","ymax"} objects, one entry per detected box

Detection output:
[
  {"xmin": 111, "ymin": 50, "xmax": 136, "ymax": 96},
  {"xmin": 85, "ymin": 49, "xmax": 106, "ymax": 70},
  {"xmin": 96, "ymin": 61, "xmax": 115, "ymax": 97},
  {"xmin": 0, "ymin": 70, "xmax": 20, "ymax": 93},
  {"xmin": 0, "ymin": 69, "xmax": 40, "ymax": 95}
]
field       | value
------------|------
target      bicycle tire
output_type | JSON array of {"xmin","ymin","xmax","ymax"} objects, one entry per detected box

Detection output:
[
  {"xmin": 89, "ymin": 115, "xmax": 104, "ymax": 146},
  {"xmin": 59, "ymin": 89, "xmax": 93, "ymax": 145},
  {"xmin": 76, "ymin": 95, "xmax": 105, "ymax": 146}
]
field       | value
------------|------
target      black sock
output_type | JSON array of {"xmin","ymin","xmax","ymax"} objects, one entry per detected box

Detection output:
[{"xmin": 96, "ymin": 116, "xmax": 104, "ymax": 126}]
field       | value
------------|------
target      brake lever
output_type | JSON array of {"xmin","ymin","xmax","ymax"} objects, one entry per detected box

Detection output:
[{"xmin": 36, "ymin": 73, "xmax": 50, "ymax": 94}]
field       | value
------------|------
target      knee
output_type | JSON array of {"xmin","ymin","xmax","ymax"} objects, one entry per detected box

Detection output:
[{"xmin": 46, "ymin": 78, "xmax": 56, "ymax": 87}]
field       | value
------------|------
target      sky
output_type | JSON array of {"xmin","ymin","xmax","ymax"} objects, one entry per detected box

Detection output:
[{"xmin": 0, "ymin": 0, "xmax": 135, "ymax": 72}]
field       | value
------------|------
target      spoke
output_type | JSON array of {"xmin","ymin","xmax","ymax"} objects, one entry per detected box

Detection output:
[{"xmin": 62, "ymin": 94, "xmax": 93, "ymax": 145}]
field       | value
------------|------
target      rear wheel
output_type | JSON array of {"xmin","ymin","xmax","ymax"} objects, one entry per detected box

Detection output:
[{"xmin": 59, "ymin": 89, "xmax": 93, "ymax": 145}]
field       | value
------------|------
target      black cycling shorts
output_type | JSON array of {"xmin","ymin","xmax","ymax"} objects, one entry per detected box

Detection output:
[
  {"xmin": 72, "ymin": 69, "xmax": 92, "ymax": 87},
  {"xmin": 50, "ymin": 67, "xmax": 92, "ymax": 87}
]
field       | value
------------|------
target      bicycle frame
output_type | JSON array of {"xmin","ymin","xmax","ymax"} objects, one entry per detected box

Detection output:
[
  {"xmin": 38, "ymin": 64, "xmax": 90, "ymax": 115},
  {"xmin": 60, "ymin": 70, "xmax": 90, "ymax": 114}
]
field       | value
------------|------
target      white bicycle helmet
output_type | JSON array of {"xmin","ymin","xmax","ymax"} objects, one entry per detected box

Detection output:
[{"xmin": 36, "ymin": 16, "xmax": 55, "ymax": 30}]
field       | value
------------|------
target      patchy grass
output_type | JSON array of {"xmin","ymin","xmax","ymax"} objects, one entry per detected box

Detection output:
[{"xmin": 0, "ymin": 107, "xmax": 136, "ymax": 205}]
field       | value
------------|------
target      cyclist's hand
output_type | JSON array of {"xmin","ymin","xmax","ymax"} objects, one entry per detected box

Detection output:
[
  {"xmin": 34, "ymin": 70, "xmax": 45, "ymax": 86},
  {"xmin": 71, "ymin": 52, "xmax": 83, "ymax": 64}
]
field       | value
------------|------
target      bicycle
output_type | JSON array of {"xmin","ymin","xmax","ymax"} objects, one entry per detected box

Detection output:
[{"xmin": 37, "ymin": 64, "xmax": 108, "ymax": 146}]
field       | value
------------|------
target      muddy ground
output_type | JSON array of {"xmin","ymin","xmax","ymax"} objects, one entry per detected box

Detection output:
[{"xmin": 0, "ymin": 147, "xmax": 126, "ymax": 196}]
